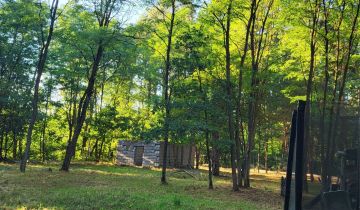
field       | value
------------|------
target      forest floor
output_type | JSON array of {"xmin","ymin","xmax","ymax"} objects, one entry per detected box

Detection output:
[{"xmin": 0, "ymin": 162, "xmax": 283, "ymax": 210}]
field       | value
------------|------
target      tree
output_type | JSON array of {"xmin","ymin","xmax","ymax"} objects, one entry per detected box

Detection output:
[
  {"xmin": 20, "ymin": 0, "xmax": 59, "ymax": 172},
  {"xmin": 0, "ymin": 0, "xmax": 40, "ymax": 161},
  {"xmin": 160, "ymin": 0, "xmax": 176, "ymax": 184},
  {"xmin": 244, "ymin": 0, "xmax": 274, "ymax": 188},
  {"xmin": 61, "ymin": 0, "xmax": 124, "ymax": 171}
]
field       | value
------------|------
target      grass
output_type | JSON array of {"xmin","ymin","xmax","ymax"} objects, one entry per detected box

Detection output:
[{"xmin": 0, "ymin": 162, "xmax": 283, "ymax": 210}]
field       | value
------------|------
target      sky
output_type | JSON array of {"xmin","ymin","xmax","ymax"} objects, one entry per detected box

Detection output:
[{"xmin": 57, "ymin": 0, "xmax": 146, "ymax": 25}]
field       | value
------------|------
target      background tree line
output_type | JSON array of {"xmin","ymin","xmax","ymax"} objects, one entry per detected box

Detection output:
[{"xmin": 0, "ymin": 0, "xmax": 359, "ymax": 189}]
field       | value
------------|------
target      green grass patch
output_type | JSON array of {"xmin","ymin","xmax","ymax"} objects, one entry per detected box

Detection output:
[{"xmin": 0, "ymin": 162, "xmax": 282, "ymax": 210}]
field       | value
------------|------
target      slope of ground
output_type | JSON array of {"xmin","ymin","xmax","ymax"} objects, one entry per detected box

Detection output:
[{"xmin": 0, "ymin": 162, "xmax": 283, "ymax": 210}]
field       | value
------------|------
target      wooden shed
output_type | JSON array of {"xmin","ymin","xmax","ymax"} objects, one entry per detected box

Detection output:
[{"xmin": 116, "ymin": 140, "xmax": 195, "ymax": 168}]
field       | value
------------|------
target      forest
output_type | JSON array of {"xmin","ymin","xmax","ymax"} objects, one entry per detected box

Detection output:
[{"xmin": 0, "ymin": 0, "xmax": 360, "ymax": 207}]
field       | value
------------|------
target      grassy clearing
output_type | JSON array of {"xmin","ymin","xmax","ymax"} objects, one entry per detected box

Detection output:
[{"xmin": 0, "ymin": 162, "xmax": 283, "ymax": 210}]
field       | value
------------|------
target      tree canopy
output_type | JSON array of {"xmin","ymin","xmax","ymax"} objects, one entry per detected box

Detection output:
[{"xmin": 0, "ymin": 0, "xmax": 359, "ymax": 189}]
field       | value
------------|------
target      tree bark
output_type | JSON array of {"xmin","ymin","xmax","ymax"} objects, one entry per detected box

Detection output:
[
  {"xmin": 212, "ymin": 132, "xmax": 220, "ymax": 176},
  {"xmin": 12, "ymin": 129, "xmax": 17, "ymax": 159},
  {"xmin": 161, "ymin": 0, "xmax": 176, "ymax": 184}
]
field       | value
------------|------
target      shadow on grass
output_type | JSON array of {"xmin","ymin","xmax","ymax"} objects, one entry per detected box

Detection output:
[{"xmin": 0, "ymin": 162, "xmax": 283, "ymax": 210}]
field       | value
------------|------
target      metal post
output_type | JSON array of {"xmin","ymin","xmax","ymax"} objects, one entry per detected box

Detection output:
[
  {"xmin": 284, "ymin": 110, "xmax": 297, "ymax": 210},
  {"xmin": 295, "ymin": 100, "xmax": 306, "ymax": 210},
  {"xmin": 357, "ymin": 102, "xmax": 360, "ymax": 209}
]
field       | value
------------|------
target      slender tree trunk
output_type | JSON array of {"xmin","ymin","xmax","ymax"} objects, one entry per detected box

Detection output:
[
  {"xmin": 303, "ymin": 0, "xmax": 319, "ymax": 190},
  {"xmin": 320, "ymin": 0, "xmax": 330, "ymax": 189},
  {"xmin": 195, "ymin": 146, "xmax": 200, "ymax": 169},
  {"xmin": 41, "ymin": 84, "xmax": 51, "ymax": 162},
  {"xmin": 245, "ymin": 0, "xmax": 273, "ymax": 187},
  {"xmin": 257, "ymin": 132, "xmax": 261, "ymax": 173},
  {"xmin": 265, "ymin": 142, "xmax": 268, "ymax": 173},
  {"xmin": 212, "ymin": 132, "xmax": 220, "ymax": 176},
  {"xmin": 325, "ymin": 1, "xmax": 345, "ymax": 187},
  {"xmin": 97, "ymin": 137, "xmax": 105, "ymax": 162},
  {"xmin": 82, "ymin": 91, "xmax": 94, "ymax": 155},
  {"xmin": 61, "ymin": 0, "xmax": 118, "ymax": 171},
  {"xmin": 223, "ymin": 0, "xmax": 238, "ymax": 191},
  {"xmin": 0, "ymin": 129, "xmax": 3, "ymax": 160},
  {"xmin": 20, "ymin": 0, "xmax": 59, "ymax": 172},
  {"xmin": 245, "ymin": 1, "xmax": 258, "ymax": 187},
  {"xmin": 205, "ymin": 127, "xmax": 213, "ymax": 189},
  {"xmin": 61, "ymin": 45, "xmax": 104, "ymax": 171},
  {"xmin": 12, "ymin": 129, "xmax": 17, "ymax": 159},
  {"xmin": 328, "ymin": 0, "xmax": 360, "ymax": 169},
  {"xmin": 4, "ymin": 131, "xmax": 8, "ymax": 159},
  {"xmin": 161, "ymin": 0, "xmax": 176, "ymax": 184},
  {"xmin": 234, "ymin": 0, "xmax": 255, "ymax": 188},
  {"xmin": 18, "ymin": 135, "xmax": 22, "ymax": 158},
  {"xmin": 94, "ymin": 138, "xmax": 99, "ymax": 159},
  {"xmin": 197, "ymin": 69, "xmax": 213, "ymax": 189}
]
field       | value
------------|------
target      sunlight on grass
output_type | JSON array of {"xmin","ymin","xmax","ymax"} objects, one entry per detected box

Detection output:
[{"xmin": 0, "ymin": 163, "xmax": 283, "ymax": 210}]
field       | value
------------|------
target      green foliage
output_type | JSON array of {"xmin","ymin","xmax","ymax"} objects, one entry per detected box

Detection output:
[{"xmin": 0, "ymin": 0, "xmax": 358, "ymax": 180}]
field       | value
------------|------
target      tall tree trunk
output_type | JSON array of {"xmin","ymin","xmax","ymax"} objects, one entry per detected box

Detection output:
[
  {"xmin": 20, "ymin": 0, "xmax": 59, "ymax": 172},
  {"xmin": 223, "ymin": 0, "xmax": 238, "ymax": 191},
  {"xmin": 161, "ymin": 0, "xmax": 176, "ymax": 184},
  {"xmin": 325, "ymin": 0, "xmax": 346, "ymax": 187},
  {"xmin": 234, "ymin": 0, "xmax": 255, "ymax": 188},
  {"xmin": 61, "ymin": 45, "xmax": 104, "ymax": 171},
  {"xmin": 197, "ymin": 69, "xmax": 213, "ymax": 189},
  {"xmin": 61, "ymin": 0, "xmax": 118, "ymax": 171},
  {"xmin": 304, "ymin": 0, "xmax": 319, "ymax": 190},
  {"xmin": 245, "ymin": 0, "xmax": 273, "ymax": 187},
  {"xmin": 245, "ymin": 1, "xmax": 258, "ymax": 188},
  {"xmin": 320, "ymin": 0, "xmax": 330, "ymax": 189}
]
